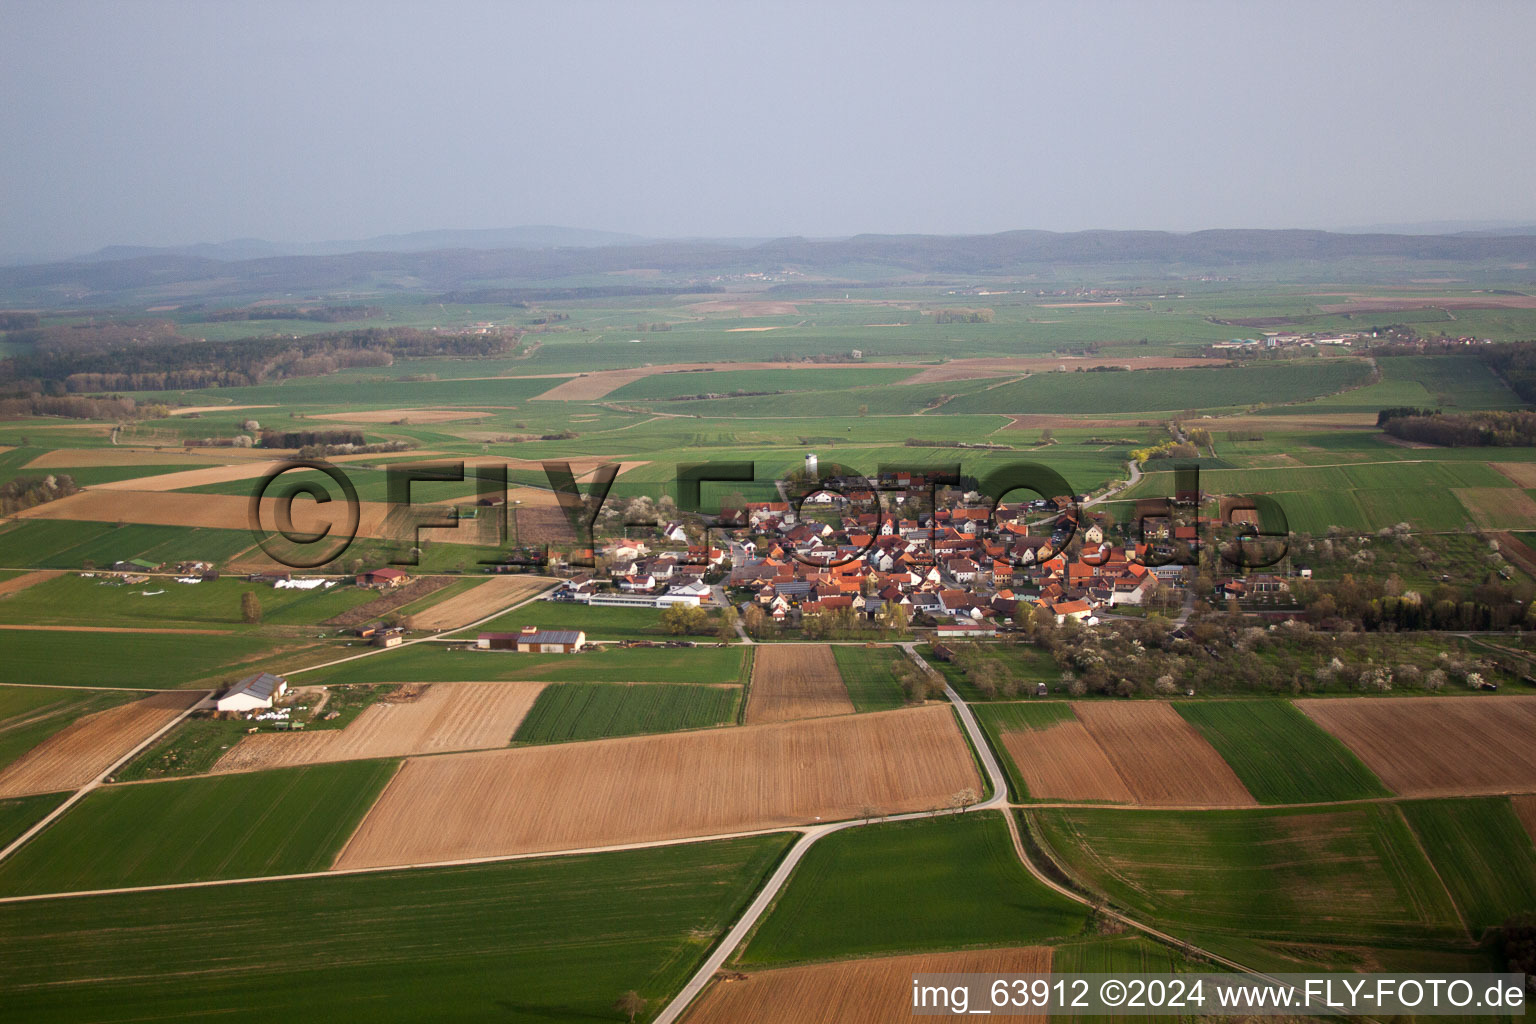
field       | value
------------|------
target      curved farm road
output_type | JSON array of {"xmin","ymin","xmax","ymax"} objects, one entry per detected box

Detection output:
[{"xmin": 651, "ymin": 642, "xmax": 1287, "ymax": 1024}]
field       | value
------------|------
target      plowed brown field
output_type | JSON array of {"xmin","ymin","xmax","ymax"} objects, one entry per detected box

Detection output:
[
  {"xmin": 0, "ymin": 690, "xmax": 201, "ymax": 797},
  {"xmin": 1513, "ymin": 795, "xmax": 1536, "ymax": 845},
  {"xmin": 1000, "ymin": 717, "xmax": 1134, "ymax": 803},
  {"xmin": 533, "ymin": 361, "xmax": 886, "ymax": 401},
  {"xmin": 211, "ymin": 682, "xmax": 545, "ymax": 771},
  {"xmin": 1297, "ymin": 696, "xmax": 1536, "ymax": 797},
  {"xmin": 745, "ymin": 645, "xmax": 853, "ymax": 723},
  {"xmin": 408, "ymin": 576, "xmax": 556, "ymax": 630},
  {"xmin": 16, "ymin": 489, "xmax": 397, "ymax": 538},
  {"xmin": 686, "ymin": 948, "xmax": 1052, "ymax": 1024},
  {"xmin": 333, "ymin": 705, "xmax": 978, "ymax": 867},
  {"xmin": 93, "ymin": 460, "xmax": 304, "ymax": 492},
  {"xmin": 0, "ymin": 570, "xmax": 62, "ymax": 598},
  {"xmin": 1072, "ymin": 702, "xmax": 1255, "ymax": 806}
]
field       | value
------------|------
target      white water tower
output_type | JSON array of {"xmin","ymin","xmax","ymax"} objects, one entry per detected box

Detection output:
[{"xmin": 804, "ymin": 452, "xmax": 818, "ymax": 477}]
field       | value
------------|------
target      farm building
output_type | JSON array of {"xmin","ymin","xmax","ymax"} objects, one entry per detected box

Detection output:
[
  {"xmin": 216, "ymin": 672, "xmax": 288, "ymax": 712},
  {"xmin": 357, "ymin": 568, "xmax": 410, "ymax": 589},
  {"xmin": 477, "ymin": 627, "xmax": 586, "ymax": 653}
]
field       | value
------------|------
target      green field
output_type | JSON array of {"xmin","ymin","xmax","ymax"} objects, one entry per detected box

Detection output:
[
  {"xmin": 738, "ymin": 811, "xmax": 1087, "ymax": 966},
  {"xmin": 605, "ymin": 366, "xmax": 915, "ymax": 400},
  {"xmin": 0, "ymin": 518, "xmax": 258, "ymax": 570},
  {"xmin": 512, "ymin": 682, "xmax": 741, "ymax": 743},
  {"xmin": 0, "ymin": 760, "xmax": 397, "ymax": 895},
  {"xmin": 0, "ymin": 792, "xmax": 67, "ymax": 850},
  {"xmin": 940, "ymin": 360, "xmax": 1370, "ymax": 415},
  {"xmin": 0, "ymin": 685, "xmax": 140, "ymax": 772},
  {"xmin": 480, "ymin": 599, "xmax": 723, "ymax": 640},
  {"xmin": 0, "ymin": 833, "xmax": 793, "ymax": 1023},
  {"xmin": 302, "ymin": 641, "xmax": 750, "ymax": 686},
  {"xmin": 1172, "ymin": 700, "xmax": 1390, "ymax": 804},
  {"xmin": 971, "ymin": 702, "xmax": 1077, "ymax": 801},
  {"xmin": 1030, "ymin": 804, "xmax": 1466, "ymax": 959},
  {"xmin": 1400, "ymin": 798, "xmax": 1536, "ymax": 934},
  {"xmin": 1052, "ymin": 936, "xmax": 1191, "ymax": 1024},
  {"xmin": 0, "ymin": 573, "xmax": 377, "ymax": 629},
  {"xmin": 830, "ymin": 645, "xmax": 910, "ymax": 712},
  {"xmin": 1, "ymin": 628, "xmax": 306, "ymax": 688}
]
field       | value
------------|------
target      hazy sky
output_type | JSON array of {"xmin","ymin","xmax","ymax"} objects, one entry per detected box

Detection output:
[{"xmin": 3, "ymin": 0, "xmax": 1535, "ymax": 255}]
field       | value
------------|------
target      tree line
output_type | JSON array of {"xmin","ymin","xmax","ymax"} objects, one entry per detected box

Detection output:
[
  {"xmin": 0, "ymin": 474, "xmax": 79, "ymax": 515},
  {"xmin": 1, "ymin": 327, "xmax": 517, "ymax": 394},
  {"xmin": 201, "ymin": 305, "xmax": 382, "ymax": 323},
  {"xmin": 1381, "ymin": 409, "xmax": 1536, "ymax": 447}
]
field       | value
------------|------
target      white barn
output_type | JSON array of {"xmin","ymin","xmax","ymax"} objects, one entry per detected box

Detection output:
[{"xmin": 217, "ymin": 672, "xmax": 287, "ymax": 712}]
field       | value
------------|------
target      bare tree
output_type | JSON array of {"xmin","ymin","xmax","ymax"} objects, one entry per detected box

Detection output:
[{"xmin": 614, "ymin": 990, "xmax": 646, "ymax": 1023}]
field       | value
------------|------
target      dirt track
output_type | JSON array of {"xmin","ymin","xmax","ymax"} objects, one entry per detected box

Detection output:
[
  {"xmin": 211, "ymin": 682, "xmax": 546, "ymax": 771},
  {"xmin": 685, "ymin": 948, "xmax": 1052, "ymax": 1024},
  {"xmin": 1298, "ymin": 696, "xmax": 1536, "ymax": 797},
  {"xmin": 0, "ymin": 570, "xmax": 62, "ymax": 599},
  {"xmin": 332, "ymin": 705, "xmax": 979, "ymax": 867},
  {"xmin": 744, "ymin": 645, "xmax": 854, "ymax": 723},
  {"xmin": 0, "ymin": 691, "xmax": 202, "ymax": 798}
]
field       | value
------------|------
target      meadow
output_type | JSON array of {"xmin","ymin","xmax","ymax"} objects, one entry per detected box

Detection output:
[
  {"xmin": 829, "ymin": 645, "xmax": 910, "ymax": 712},
  {"xmin": 1399, "ymin": 797, "xmax": 1536, "ymax": 933},
  {"xmin": 0, "ymin": 760, "xmax": 397, "ymax": 895},
  {"xmin": 1172, "ymin": 700, "xmax": 1390, "ymax": 804},
  {"xmin": 511, "ymin": 682, "xmax": 742, "ymax": 743},
  {"xmin": 0, "ymin": 833, "xmax": 794, "ymax": 1023},
  {"xmin": 738, "ymin": 812, "xmax": 1087, "ymax": 966},
  {"xmin": 0, "ymin": 573, "xmax": 377, "ymax": 629}
]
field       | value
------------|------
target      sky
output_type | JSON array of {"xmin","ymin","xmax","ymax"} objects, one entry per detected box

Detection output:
[{"xmin": 3, "ymin": 0, "xmax": 1535, "ymax": 256}]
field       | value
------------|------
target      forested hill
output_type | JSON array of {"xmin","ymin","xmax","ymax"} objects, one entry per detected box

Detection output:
[{"xmin": 5, "ymin": 228, "xmax": 1536, "ymax": 305}]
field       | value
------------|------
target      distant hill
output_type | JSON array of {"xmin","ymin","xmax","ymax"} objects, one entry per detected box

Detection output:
[
  {"xmin": 73, "ymin": 225, "xmax": 651, "ymax": 263},
  {"xmin": 6, "ymin": 228, "xmax": 1536, "ymax": 306}
]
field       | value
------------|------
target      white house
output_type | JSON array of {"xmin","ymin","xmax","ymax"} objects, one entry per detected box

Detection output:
[{"xmin": 217, "ymin": 672, "xmax": 287, "ymax": 712}]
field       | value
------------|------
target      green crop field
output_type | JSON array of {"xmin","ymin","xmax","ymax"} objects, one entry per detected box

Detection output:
[
  {"xmin": 940, "ymin": 360, "xmax": 1370, "ymax": 416},
  {"xmin": 1173, "ymin": 700, "xmax": 1390, "ymax": 804},
  {"xmin": 829, "ymin": 645, "xmax": 911, "ymax": 712},
  {"xmin": 512, "ymin": 682, "xmax": 741, "ymax": 743},
  {"xmin": 0, "ymin": 792, "xmax": 67, "ymax": 850},
  {"xmin": 0, "ymin": 760, "xmax": 397, "ymax": 895},
  {"xmin": 0, "ymin": 833, "xmax": 793, "ymax": 1023},
  {"xmin": 1400, "ymin": 798, "xmax": 1536, "ymax": 933},
  {"xmin": 1052, "ymin": 936, "xmax": 1190, "ymax": 1024},
  {"xmin": 972, "ymin": 702, "xmax": 1076, "ymax": 800},
  {"xmin": 0, "ymin": 518, "xmax": 257, "ymax": 570},
  {"xmin": 1030, "ymin": 804, "xmax": 1465, "ymax": 956},
  {"xmin": 0, "ymin": 685, "xmax": 141, "ymax": 772},
  {"xmin": 738, "ymin": 812, "xmax": 1087, "ymax": 966},
  {"xmin": 1, "ymin": 628, "xmax": 308, "ymax": 688},
  {"xmin": 302, "ymin": 641, "xmax": 750, "ymax": 686},
  {"xmin": 605, "ymin": 366, "xmax": 915, "ymax": 400}
]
